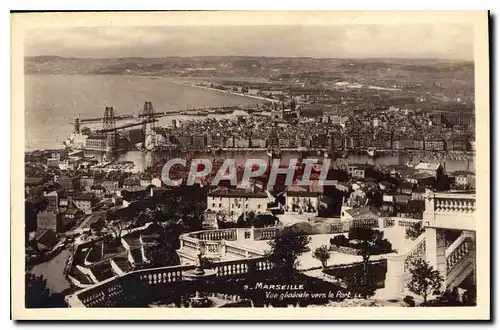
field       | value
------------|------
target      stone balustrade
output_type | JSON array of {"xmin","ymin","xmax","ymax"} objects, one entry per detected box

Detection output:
[
  {"xmin": 253, "ymin": 227, "xmax": 280, "ymax": 240},
  {"xmin": 180, "ymin": 235, "xmax": 199, "ymax": 251},
  {"xmin": 190, "ymin": 228, "xmax": 238, "ymax": 241},
  {"xmin": 66, "ymin": 257, "xmax": 272, "ymax": 307},
  {"xmin": 403, "ymin": 235, "xmax": 427, "ymax": 273},
  {"xmin": 351, "ymin": 218, "xmax": 379, "ymax": 228},
  {"xmin": 178, "ymin": 227, "xmax": 280, "ymax": 261},
  {"xmin": 224, "ymin": 244, "xmax": 247, "ymax": 258},
  {"xmin": 434, "ymin": 197, "xmax": 476, "ymax": 214},
  {"xmin": 446, "ymin": 237, "xmax": 472, "ymax": 271},
  {"xmin": 381, "ymin": 217, "xmax": 422, "ymax": 228},
  {"xmin": 384, "ymin": 218, "xmax": 395, "ymax": 227},
  {"xmin": 424, "ymin": 191, "xmax": 476, "ymax": 231}
]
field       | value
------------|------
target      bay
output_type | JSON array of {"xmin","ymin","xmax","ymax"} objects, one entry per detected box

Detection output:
[{"xmin": 24, "ymin": 74, "xmax": 265, "ymax": 151}]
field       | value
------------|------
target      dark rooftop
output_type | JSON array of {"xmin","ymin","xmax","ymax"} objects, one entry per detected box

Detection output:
[
  {"xmin": 286, "ymin": 190, "xmax": 322, "ymax": 197},
  {"xmin": 208, "ymin": 187, "xmax": 267, "ymax": 198},
  {"xmin": 74, "ymin": 192, "xmax": 96, "ymax": 201}
]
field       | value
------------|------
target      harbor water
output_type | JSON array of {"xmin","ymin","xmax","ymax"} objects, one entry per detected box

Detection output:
[{"xmin": 26, "ymin": 74, "xmax": 474, "ymax": 173}]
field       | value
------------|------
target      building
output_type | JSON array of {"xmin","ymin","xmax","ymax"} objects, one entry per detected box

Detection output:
[
  {"xmin": 331, "ymin": 115, "xmax": 341, "ymax": 125},
  {"xmin": 90, "ymin": 185, "xmax": 106, "ymax": 198},
  {"xmin": 36, "ymin": 211, "xmax": 58, "ymax": 232},
  {"xmin": 57, "ymin": 175, "xmax": 80, "ymax": 192},
  {"xmin": 347, "ymin": 164, "xmax": 381, "ymax": 180},
  {"xmin": 279, "ymin": 136, "xmax": 291, "ymax": 148},
  {"xmin": 73, "ymin": 193, "xmax": 97, "ymax": 214},
  {"xmin": 234, "ymin": 135, "xmax": 250, "ymax": 148},
  {"xmin": 451, "ymin": 171, "xmax": 476, "ymax": 188},
  {"xmin": 250, "ymin": 136, "xmax": 267, "ymax": 148},
  {"xmin": 340, "ymin": 206, "xmax": 379, "ymax": 228},
  {"xmin": 207, "ymin": 134, "xmax": 223, "ymax": 149},
  {"xmin": 398, "ymin": 182, "xmax": 414, "ymax": 195},
  {"xmin": 344, "ymin": 136, "xmax": 360, "ymax": 149},
  {"xmin": 43, "ymin": 190, "xmax": 61, "ymax": 213},
  {"xmin": 405, "ymin": 172, "xmax": 436, "ymax": 187},
  {"xmin": 85, "ymin": 133, "xmax": 115, "ymax": 152},
  {"xmin": 177, "ymin": 135, "xmax": 192, "ymax": 149},
  {"xmin": 441, "ymin": 111, "xmax": 474, "ymax": 127},
  {"xmin": 267, "ymin": 130, "xmax": 279, "ymax": 149},
  {"xmin": 411, "ymin": 186, "xmax": 426, "ymax": 201},
  {"xmin": 414, "ymin": 162, "xmax": 443, "ymax": 177},
  {"xmin": 206, "ymin": 187, "xmax": 269, "ymax": 222},
  {"xmin": 57, "ymin": 207, "xmax": 84, "ymax": 233},
  {"xmin": 224, "ymin": 136, "xmax": 234, "ymax": 148},
  {"xmin": 284, "ymin": 190, "xmax": 321, "ymax": 215},
  {"xmin": 192, "ymin": 135, "xmax": 207, "ymax": 150},
  {"xmin": 123, "ymin": 178, "xmax": 141, "ymax": 190},
  {"xmin": 120, "ymin": 186, "xmax": 154, "ymax": 206},
  {"xmin": 80, "ymin": 175, "xmax": 95, "ymax": 191},
  {"xmin": 424, "ymin": 139, "xmax": 445, "ymax": 151},
  {"xmin": 102, "ymin": 179, "xmax": 120, "ymax": 194},
  {"xmin": 139, "ymin": 174, "xmax": 152, "ymax": 187}
]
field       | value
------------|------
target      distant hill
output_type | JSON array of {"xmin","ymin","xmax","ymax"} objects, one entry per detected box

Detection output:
[
  {"xmin": 24, "ymin": 56, "xmax": 472, "ymax": 75},
  {"xmin": 24, "ymin": 56, "xmax": 474, "ymax": 96}
]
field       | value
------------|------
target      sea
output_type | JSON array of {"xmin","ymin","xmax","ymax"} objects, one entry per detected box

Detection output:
[{"xmin": 25, "ymin": 74, "xmax": 475, "ymax": 173}]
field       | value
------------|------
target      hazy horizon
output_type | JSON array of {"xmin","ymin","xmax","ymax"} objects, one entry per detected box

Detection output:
[
  {"xmin": 25, "ymin": 55, "xmax": 472, "ymax": 62},
  {"xmin": 24, "ymin": 25, "xmax": 474, "ymax": 61}
]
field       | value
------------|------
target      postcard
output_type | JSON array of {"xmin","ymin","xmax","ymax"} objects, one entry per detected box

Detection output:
[{"xmin": 11, "ymin": 11, "xmax": 490, "ymax": 320}]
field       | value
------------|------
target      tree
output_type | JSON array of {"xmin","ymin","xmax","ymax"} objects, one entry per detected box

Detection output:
[
  {"xmin": 348, "ymin": 227, "xmax": 383, "ymax": 266},
  {"xmin": 405, "ymin": 222, "xmax": 425, "ymax": 240},
  {"xmin": 265, "ymin": 228, "xmax": 311, "ymax": 280},
  {"xmin": 253, "ymin": 214, "xmax": 279, "ymax": 228},
  {"xmin": 109, "ymin": 218, "xmax": 133, "ymax": 240},
  {"xmin": 343, "ymin": 264, "xmax": 378, "ymax": 299},
  {"xmin": 25, "ymin": 201, "xmax": 38, "ymax": 243},
  {"xmin": 344, "ymin": 227, "xmax": 385, "ymax": 299},
  {"xmin": 25, "ymin": 273, "xmax": 66, "ymax": 308},
  {"xmin": 312, "ymin": 245, "xmax": 331, "ymax": 268},
  {"xmin": 236, "ymin": 213, "xmax": 249, "ymax": 228},
  {"xmin": 407, "ymin": 258, "xmax": 444, "ymax": 305}
]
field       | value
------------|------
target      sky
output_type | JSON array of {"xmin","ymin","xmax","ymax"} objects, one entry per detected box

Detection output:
[{"xmin": 24, "ymin": 25, "xmax": 474, "ymax": 60}]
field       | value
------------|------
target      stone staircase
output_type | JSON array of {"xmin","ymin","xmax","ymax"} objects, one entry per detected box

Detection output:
[
  {"xmin": 384, "ymin": 231, "xmax": 475, "ymax": 299},
  {"xmin": 445, "ymin": 234, "xmax": 475, "ymax": 290}
]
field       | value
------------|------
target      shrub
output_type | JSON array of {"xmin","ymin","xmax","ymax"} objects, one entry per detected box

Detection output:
[
  {"xmin": 403, "ymin": 295, "xmax": 416, "ymax": 307},
  {"xmin": 312, "ymin": 245, "xmax": 331, "ymax": 268},
  {"xmin": 330, "ymin": 234, "xmax": 349, "ymax": 247},
  {"xmin": 405, "ymin": 222, "xmax": 425, "ymax": 240}
]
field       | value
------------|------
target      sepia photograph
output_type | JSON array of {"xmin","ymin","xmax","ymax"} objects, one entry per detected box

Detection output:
[{"xmin": 11, "ymin": 11, "xmax": 490, "ymax": 320}]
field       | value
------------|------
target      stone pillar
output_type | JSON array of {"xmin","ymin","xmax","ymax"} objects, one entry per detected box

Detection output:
[
  {"xmin": 250, "ymin": 226, "xmax": 255, "ymax": 240},
  {"xmin": 463, "ymin": 230, "xmax": 476, "ymax": 285},
  {"xmin": 236, "ymin": 228, "xmax": 250, "ymax": 241},
  {"xmin": 221, "ymin": 241, "xmax": 227, "ymax": 257},
  {"xmin": 378, "ymin": 217, "xmax": 385, "ymax": 229},
  {"xmin": 384, "ymin": 254, "xmax": 407, "ymax": 298},
  {"xmin": 425, "ymin": 227, "xmax": 447, "ymax": 287}
]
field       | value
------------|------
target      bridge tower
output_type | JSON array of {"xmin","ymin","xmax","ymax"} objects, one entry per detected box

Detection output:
[
  {"xmin": 142, "ymin": 101, "xmax": 156, "ymax": 136},
  {"xmin": 103, "ymin": 106, "xmax": 117, "ymax": 152}
]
